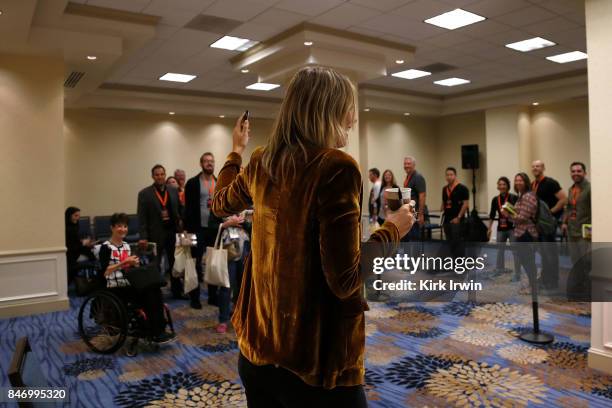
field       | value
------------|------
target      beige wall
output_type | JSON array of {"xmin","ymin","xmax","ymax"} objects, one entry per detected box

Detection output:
[
  {"xmin": 529, "ymin": 98, "xmax": 590, "ymax": 191},
  {"xmin": 64, "ymin": 100, "xmax": 590, "ymax": 221},
  {"xmin": 435, "ymin": 111, "xmax": 488, "ymax": 212},
  {"xmin": 64, "ymin": 109, "xmax": 273, "ymax": 216},
  {"xmin": 0, "ymin": 53, "xmax": 65, "ymax": 251},
  {"xmin": 362, "ymin": 111, "xmax": 437, "ymax": 195}
]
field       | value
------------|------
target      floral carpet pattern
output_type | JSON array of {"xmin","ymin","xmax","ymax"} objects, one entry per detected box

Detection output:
[{"xmin": 1, "ymin": 292, "xmax": 611, "ymax": 407}]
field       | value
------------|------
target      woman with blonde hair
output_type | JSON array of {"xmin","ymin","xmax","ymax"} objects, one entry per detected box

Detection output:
[{"xmin": 212, "ymin": 66, "xmax": 413, "ymax": 407}]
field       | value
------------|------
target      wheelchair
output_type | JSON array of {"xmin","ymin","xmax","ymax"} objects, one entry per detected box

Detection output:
[{"xmin": 77, "ymin": 243, "xmax": 175, "ymax": 357}]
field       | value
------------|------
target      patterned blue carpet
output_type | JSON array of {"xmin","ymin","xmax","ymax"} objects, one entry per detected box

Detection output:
[{"xmin": 1, "ymin": 288, "xmax": 611, "ymax": 407}]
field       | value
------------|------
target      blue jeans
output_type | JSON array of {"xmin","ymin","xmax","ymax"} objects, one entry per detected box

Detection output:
[
  {"xmin": 218, "ymin": 241, "xmax": 249, "ymax": 323},
  {"xmin": 496, "ymin": 229, "xmax": 520, "ymax": 277}
]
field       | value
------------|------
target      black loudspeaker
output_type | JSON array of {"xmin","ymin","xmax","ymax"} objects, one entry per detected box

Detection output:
[{"xmin": 461, "ymin": 144, "xmax": 479, "ymax": 169}]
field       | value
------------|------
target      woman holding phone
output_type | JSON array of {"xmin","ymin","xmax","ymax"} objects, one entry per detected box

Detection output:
[{"xmin": 212, "ymin": 66, "xmax": 413, "ymax": 407}]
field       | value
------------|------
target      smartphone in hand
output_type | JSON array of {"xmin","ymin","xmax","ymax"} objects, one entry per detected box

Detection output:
[{"xmin": 241, "ymin": 110, "xmax": 250, "ymax": 130}]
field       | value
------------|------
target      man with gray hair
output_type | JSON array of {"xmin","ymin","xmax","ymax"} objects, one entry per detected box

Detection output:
[
  {"xmin": 174, "ymin": 169, "xmax": 187, "ymax": 206},
  {"xmin": 403, "ymin": 156, "xmax": 427, "ymax": 240}
]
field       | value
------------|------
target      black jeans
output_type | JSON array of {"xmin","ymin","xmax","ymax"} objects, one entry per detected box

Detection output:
[
  {"xmin": 155, "ymin": 230, "xmax": 182, "ymax": 296},
  {"xmin": 110, "ymin": 285, "xmax": 166, "ymax": 335},
  {"xmin": 443, "ymin": 222, "xmax": 465, "ymax": 259},
  {"xmin": 238, "ymin": 353, "xmax": 368, "ymax": 408},
  {"xmin": 190, "ymin": 227, "xmax": 219, "ymax": 304}
]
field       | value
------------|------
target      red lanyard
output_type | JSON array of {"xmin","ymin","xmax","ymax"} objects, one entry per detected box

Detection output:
[
  {"xmin": 446, "ymin": 182, "xmax": 458, "ymax": 200},
  {"xmin": 404, "ymin": 173, "xmax": 413, "ymax": 188},
  {"xmin": 570, "ymin": 185, "xmax": 581, "ymax": 207},
  {"xmin": 203, "ymin": 177, "xmax": 216, "ymax": 195},
  {"xmin": 532, "ymin": 176, "xmax": 544, "ymax": 193},
  {"xmin": 154, "ymin": 189, "xmax": 168, "ymax": 209}
]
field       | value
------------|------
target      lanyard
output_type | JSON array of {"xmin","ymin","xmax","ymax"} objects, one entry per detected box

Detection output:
[
  {"xmin": 404, "ymin": 173, "xmax": 413, "ymax": 188},
  {"xmin": 497, "ymin": 193, "xmax": 508, "ymax": 212},
  {"xmin": 532, "ymin": 176, "xmax": 544, "ymax": 193},
  {"xmin": 202, "ymin": 176, "xmax": 216, "ymax": 195},
  {"xmin": 570, "ymin": 185, "xmax": 581, "ymax": 207},
  {"xmin": 154, "ymin": 188, "xmax": 168, "ymax": 209},
  {"xmin": 446, "ymin": 182, "xmax": 458, "ymax": 200}
]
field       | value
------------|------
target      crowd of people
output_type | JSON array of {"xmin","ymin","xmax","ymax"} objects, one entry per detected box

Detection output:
[
  {"xmin": 368, "ymin": 158, "xmax": 592, "ymax": 291},
  {"xmin": 65, "ymin": 152, "xmax": 251, "ymax": 337}
]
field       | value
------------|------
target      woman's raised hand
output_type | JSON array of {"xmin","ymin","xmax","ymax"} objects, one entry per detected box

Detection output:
[{"xmin": 232, "ymin": 114, "xmax": 250, "ymax": 155}]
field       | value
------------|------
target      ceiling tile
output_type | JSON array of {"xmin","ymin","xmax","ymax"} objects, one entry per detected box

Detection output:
[
  {"xmin": 154, "ymin": 28, "xmax": 219, "ymax": 60},
  {"xmin": 459, "ymin": 19, "xmax": 513, "ymax": 38},
  {"xmin": 393, "ymin": 0, "xmax": 457, "ymax": 21},
  {"xmin": 275, "ymin": 0, "xmax": 344, "ymax": 17},
  {"xmin": 86, "ymin": 0, "xmax": 151, "ymax": 13},
  {"xmin": 421, "ymin": 31, "xmax": 472, "ymax": 48},
  {"xmin": 249, "ymin": 8, "xmax": 309, "ymax": 30},
  {"xmin": 522, "ymin": 16, "xmax": 581, "ymax": 37},
  {"xmin": 229, "ymin": 22, "xmax": 283, "ymax": 41},
  {"xmin": 349, "ymin": 0, "xmax": 415, "ymax": 13},
  {"xmin": 156, "ymin": 9, "xmax": 199, "ymax": 26},
  {"xmin": 203, "ymin": 0, "xmax": 275, "ymax": 22},
  {"xmin": 548, "ymin": 27, "xmax": 586, "ymax": 49},
  {"xmin": 358, "ymin": 14, "xmax": 444, "ymax": 40},
  {"xmin": 464, "ymin": 0, "xmax": 530, "ymax": 18},
  {"xmin": 143, "ymin": 0, "xmax": 213, "ymax": 15},
  {"xmin": 310, "ymin": 3, "xmax": 381, "ymax": 29},
  {"xmin": 494, "ymin": 6, "xmax": 557, "ymax": 27}
]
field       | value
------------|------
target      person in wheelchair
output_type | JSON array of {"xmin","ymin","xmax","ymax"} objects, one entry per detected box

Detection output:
[{"xmin": 99, "ymin": 213, "xmax": 176, "ymax": 344}]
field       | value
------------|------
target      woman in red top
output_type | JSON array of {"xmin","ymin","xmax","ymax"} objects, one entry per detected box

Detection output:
[{"xmin": 502, "ymin": 173, "xmax": 538, "ymax": 287}]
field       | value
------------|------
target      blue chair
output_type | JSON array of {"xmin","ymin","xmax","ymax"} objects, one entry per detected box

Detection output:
[
  {"xmin": 93, "ymin": 216, "xmax": 112, "ymax": 241},
  {"xmin": 78, "ymin": 216, "xmax": 91, "ymax": 239},
  {"xmin": 125, "ymin": 214, "xmax": 140, "ymax": 243}
]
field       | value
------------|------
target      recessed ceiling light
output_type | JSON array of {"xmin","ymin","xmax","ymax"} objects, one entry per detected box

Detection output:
[
  {"xmin": 241, "ymin": 69, "xmax": 249, "ymax": 73},
  {"xmin": 364, "ymin": 108, "xmax": 370, "ymax": 112},
  {"xmin": 532, "ymin": 102, "xmax": 539, "ymax": 106},
  {"xmin": 219, "ymin": 115, "xmax": 225, "ymax": 118},
  {"xmin": 210, "ymin": 36, "xmax": 257, "ymax": 51},
  {"xmin": 304, "ymin": 41, "xmax": 313, "ymax": 46},
  {"xmin": 169, "ymin": 112, "xmax": 175, "ymax": 115},
  {"xmin": 86, "ymin": 55, "xmax": 97, "ymax": 60},
  {"xmin": 246, "ymin": 82, "xmax": 280, "ymax": 91},
  {"xmin": 424, "ymin": 8, "xmax": 485, "ymax": 30},
  {"xmin": 404, "ymin": 112, "xmax": 411, "ymax": 116},
  {"xmin": 546, "ymin": 51, "xmax": 588, "ymax": 63},
  {"xmin": 395, "ymin": 59, "xmax": 405, "ymax": 64},
  {"xmin": 159, "ymin": 72, "xmax": 197, "ymax": 83},
  {"xmin": 0, "ymin": 10, "xmax": 3, "ymax": 16},
  {"xmin": 506, "ymin": 37, "xmax": 555, "ymax": 52},
  {"xmin": 392, "ymin": 69, "xmax": 431, "ymax": 80},
  {"xmin": 434, "ymin": 77, "xmax": 470, "ymax": 87}
]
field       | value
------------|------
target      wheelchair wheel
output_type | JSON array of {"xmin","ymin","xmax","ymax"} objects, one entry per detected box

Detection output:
[{"xmin": 78, "ymin": 291, "xmax": 128, "ymax": 354}]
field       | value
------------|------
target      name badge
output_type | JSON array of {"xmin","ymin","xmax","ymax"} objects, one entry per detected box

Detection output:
[
  {"xmin": 499, "ymin": 218, "xmax": 508, "ymax": 229},
  {"xmin": 161, "ymin": 209, "xmax": 169, "ymax": 221}
]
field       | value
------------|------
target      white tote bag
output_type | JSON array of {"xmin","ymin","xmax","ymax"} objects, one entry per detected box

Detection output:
[
  {"xmin": 183, "ymin": 256, "xmax": 199, "ymax": 294},
  {"xmin": 204, "ymin": 225, "xmax": 230, "ymax": 288},
  {"xmin": 172, "ymin": 246, "xmax": 187, "ymax": 278}
]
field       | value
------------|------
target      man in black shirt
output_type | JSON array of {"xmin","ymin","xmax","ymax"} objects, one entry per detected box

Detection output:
[
  {"xmin": 402, "ymin": 156, "xmax": 427, "ymax": 241},
  {"xmin": 137, "ymin": 164, "xmax": 184, "ymax": 299},
  {"xmin": 531, "ymin": 160, "xmax": 567, "ymax": 289},
  {"xmin": 441, "ymin": 167, "xmax": 469, "ymax": 257}
]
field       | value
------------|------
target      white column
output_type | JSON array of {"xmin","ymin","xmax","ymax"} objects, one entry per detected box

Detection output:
[
  {"xmin": 0, "ymin": 53, "xmax": 67, "ymax": 317},
  {"xmin": 586, "ymin": 0, "xmax": 612, "ymax": 374}
]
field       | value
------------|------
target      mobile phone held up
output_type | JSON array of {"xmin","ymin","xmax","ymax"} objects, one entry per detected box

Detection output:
[{"xmin": 241, "ymin": 110, "xmax": 250, "ymax": 130}]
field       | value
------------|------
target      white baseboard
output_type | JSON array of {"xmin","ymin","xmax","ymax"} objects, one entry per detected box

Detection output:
[
  {"xmin": 588, "ymin": 347, "xmax": 612, "ymax": 375},
  {"xmin": 0, "ymin": 247, "xmax": 69, "ymax": 318}
]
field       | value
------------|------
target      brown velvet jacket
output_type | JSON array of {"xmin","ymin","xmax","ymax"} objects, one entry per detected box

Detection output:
[{"xmin": 212, "ymin": 146, "xmax": 400, "ymax": 389}]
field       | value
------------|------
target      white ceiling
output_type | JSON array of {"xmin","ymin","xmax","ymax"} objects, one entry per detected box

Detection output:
[{"xmin": 49, "ymin": 0, "xmax": 589, "ymax": 98}]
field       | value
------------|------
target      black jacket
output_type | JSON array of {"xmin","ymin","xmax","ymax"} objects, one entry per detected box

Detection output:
[
  {"xmin": 184, "ymin": 173, "xmax": 221, "ymax": 233},
  {"xmin": 137, "ymin": 184, "xmax": 181, "ymax": 243}
]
